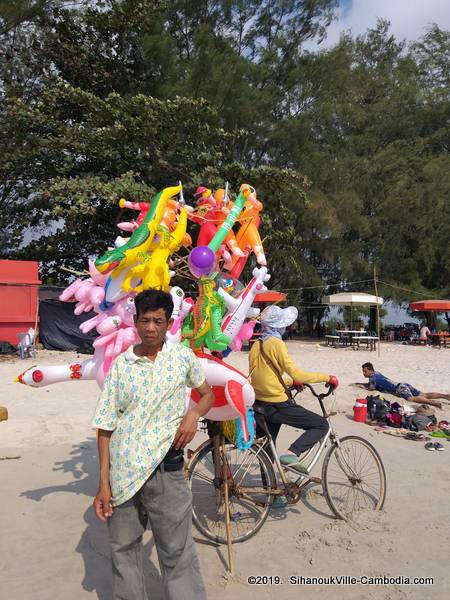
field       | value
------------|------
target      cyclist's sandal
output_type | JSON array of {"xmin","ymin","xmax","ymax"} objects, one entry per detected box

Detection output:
[
  {"xmin": 271, "ymin": 495, "xmax": 288, "ymax": 509},
  {"xmin": 280, "ymin": 454, "xmax": 308, "ymax": 474}
]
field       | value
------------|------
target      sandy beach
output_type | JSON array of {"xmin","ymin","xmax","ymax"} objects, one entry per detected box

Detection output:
[{"xmin": 1, "ymin": 341, "xmax": 449, "ymax": 600}]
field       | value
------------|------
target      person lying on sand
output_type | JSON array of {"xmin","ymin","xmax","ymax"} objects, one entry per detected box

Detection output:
[{"xmin": 354, "ymin": 362, "xmax": 450, "ymax": 408}]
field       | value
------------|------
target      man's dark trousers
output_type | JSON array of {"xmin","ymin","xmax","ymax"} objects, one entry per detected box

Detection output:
[{"xmin": 254, "ymin": 400, "xmax": 329, "ymax": 455}]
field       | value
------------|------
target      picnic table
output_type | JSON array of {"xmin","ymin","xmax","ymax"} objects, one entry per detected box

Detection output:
[
  {"xmin": 428, "ymin": 332, "xmax": 450, "ymax": 348},
  {"xmin": 336, "ymin": 330, "xmax": 367, "ymax": 346},
  {"xmin": 351, "ymin": 335, "xmax": 379, "ymax": 351},
  {"xmin": 325, "ymin": 334, "xmax": 340, "ymax": 347},
  {"xmin": 331, "ymin": 330, "xmax": 378, "ymax": 351}
]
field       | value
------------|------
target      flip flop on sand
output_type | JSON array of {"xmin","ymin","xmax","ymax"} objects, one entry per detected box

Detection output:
[
  {"xmin": 425, "ymin": 442, "xmax": 435, "ymax": 451},
  {"xmin": 404, "ymin": 432, "xmax": 426, "ymax": 441},
  {"xmin": 434, "ymin": 442, "xmax": 445, "ymax": 451}
]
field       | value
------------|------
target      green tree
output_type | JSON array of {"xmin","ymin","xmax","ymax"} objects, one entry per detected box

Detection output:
[
  {"xmin": 1, "ymin": 3, "xmax": 449, "ymax": 307},
  {"xmin": 0, "ymin": 0, "xmax": 64, "ymax": 34},
  {"xmin": 0, "ymin": 80, "xmax": 237, "ymax": 282},
  {"xmin": 263, "ymin": 21, "xmax": 450, "ymax": 303}
]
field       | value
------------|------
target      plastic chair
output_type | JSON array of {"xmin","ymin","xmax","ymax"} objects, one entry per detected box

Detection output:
[{"xmin": 16, "ymin": 328, "xmax": 37, "ymax": 359}]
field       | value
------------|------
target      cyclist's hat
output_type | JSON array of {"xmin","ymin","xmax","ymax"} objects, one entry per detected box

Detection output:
[{"xmin": 260, "ymin": 305, "xmax": 298, "ymax": 329}]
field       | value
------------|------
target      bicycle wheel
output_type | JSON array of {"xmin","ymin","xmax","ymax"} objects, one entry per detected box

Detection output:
[
  {"xmin": 322, "ymin": 435, "xmax": 386, "ymax": 520},
  {"xmin": 188, "ymin": 440, "xmax": 276, "ymax": 544}
]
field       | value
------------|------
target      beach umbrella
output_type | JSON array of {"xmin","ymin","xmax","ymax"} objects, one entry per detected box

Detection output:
[
  {"xmin": 253, "ymin": 291, "xmax": 286, "ymax": 303},
  {"xmin": 410, "ymin": 299, "xmax": 450, "ymax": 331},
  {"xmin": 409, "ymin": 300, "xmax": 450, "ymax": 312}
]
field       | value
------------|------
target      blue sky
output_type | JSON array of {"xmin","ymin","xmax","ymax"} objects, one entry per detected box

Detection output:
[{"xmin": 314, "ymin": 0, "xmax": 450, "ymax": 47}]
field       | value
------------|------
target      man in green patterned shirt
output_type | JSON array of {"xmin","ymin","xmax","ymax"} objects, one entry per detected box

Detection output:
[{"xmin": 92, "ymin": 289, "xmax": 214, "ymax": 600}]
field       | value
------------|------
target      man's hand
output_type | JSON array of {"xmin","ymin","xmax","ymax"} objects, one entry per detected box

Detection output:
[
  {"xmin": 327, "ymin": 375, "xmax": 339, "ymax": 388},
  {"xmin": 173, "ymin": 409, "xmax": 201, "ymax": 449},
  {"xmin": 93, "ymin": 486, "xmax": 113, "ymax": 521},
  {"xmin": 292, "ymin": 380, "xmax": 304, "ymax": 391},
  {"xmin": 174, "ymin": 379, "xmax": 214, "ymax": 449}
]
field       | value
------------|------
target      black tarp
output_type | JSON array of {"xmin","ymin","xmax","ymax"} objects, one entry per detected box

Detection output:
[
  {"xmin": 39, "ymin": 299, "xmax": 98, "ymax": 353},
  {"xmin": 0, "ymin": 341, "xmax": 17, "ymax": 354}
]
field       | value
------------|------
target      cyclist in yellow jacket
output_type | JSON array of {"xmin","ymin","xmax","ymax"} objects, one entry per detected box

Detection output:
[{"xmin": 249, "ymin": 305, "xmax": 338, "ymax": 479}]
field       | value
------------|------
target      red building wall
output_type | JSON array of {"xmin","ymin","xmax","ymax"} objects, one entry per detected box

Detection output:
[{"xmin": 0, "ymin": 260, "xmax": 41, "ymax": 344}]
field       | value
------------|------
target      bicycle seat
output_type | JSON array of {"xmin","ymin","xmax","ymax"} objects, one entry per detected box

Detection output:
[{"xmin": 252, "ymin": 402, "xmax": 279, "ymax": 418}]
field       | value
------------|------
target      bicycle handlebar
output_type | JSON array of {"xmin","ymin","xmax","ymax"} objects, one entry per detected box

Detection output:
[{"xmin": 292, "ymin": 382, "xmax": 335, "ymax": 400}]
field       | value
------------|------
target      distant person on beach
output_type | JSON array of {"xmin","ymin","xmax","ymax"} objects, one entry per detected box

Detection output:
[
  {"xmin": 420, "ymin": 324, "xmax": 431, "ymax": 341},
  {"xmin": 92, "ymin": 289, "xmax": 213, "ymax": 600},
  {"xmin": 249, "ymin": 305, "xmax": 338, "ymax": 503},
  {"xmin": 360, "ymin": 362, "xmax": 449, "ymax": 407},
  {"xmin": 286, "ymin": 321, "xmax": 298, "ymax": 339}
]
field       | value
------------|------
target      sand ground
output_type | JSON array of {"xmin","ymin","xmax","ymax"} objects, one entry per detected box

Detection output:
[{"xmin": 1, "ymin": 342, "xmax": 449, "ymax": 600}]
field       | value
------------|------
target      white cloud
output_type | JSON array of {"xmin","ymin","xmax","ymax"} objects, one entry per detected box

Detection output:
[{"xmin": 313, "ymin": 0, "xmax": 450, "ymax": 48}]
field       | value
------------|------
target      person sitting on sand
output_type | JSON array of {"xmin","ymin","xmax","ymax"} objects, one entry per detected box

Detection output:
[
  {"xmin": 360, "ymin": 362, "xmax": 449, "ymax": 408},
  {"xmin": 249, "ymin": 305, "xmax": 338, "ymax": 504}
]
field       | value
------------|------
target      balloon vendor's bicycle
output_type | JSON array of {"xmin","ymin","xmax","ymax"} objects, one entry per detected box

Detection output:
[{"xmin": 186, "ymin": 383, "xmax": 386, "ymax": 545}]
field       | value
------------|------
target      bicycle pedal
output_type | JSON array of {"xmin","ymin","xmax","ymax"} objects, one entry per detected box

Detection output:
[
  {"xmin": 308, "ymin": 476, "xmax": 322, "ymax": 484},
  {"xmin": 286, "ymin": 482, "xmax": 302, "ymax": 503}
]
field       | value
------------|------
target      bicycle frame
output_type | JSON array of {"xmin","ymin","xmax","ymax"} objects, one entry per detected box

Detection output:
[
  {"xmin": 188, "ymin": 383, "xmax": 386, "ymax": 547},
  {"xmin": 251, "ymin": 384, "xmax": 340, "ymax": 495},
  {"xmin": 187, "ymin": 384, "xmax": 341, "ymax": 502},
  {"xmin": 256, "ymin": 416, "xmax": 337, "ymax": 490}
]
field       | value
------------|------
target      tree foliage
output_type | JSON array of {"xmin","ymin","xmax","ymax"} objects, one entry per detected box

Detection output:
[{"xmin": 0, "ymin": 1, "xmax": 448, "ymax": 315}]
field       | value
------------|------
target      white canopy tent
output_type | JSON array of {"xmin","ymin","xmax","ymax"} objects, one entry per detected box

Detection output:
[
  {"xmin": 322, "ymin": 292, "xmax": 384, "ymax": 331},
  {"xmin": 322, "ymin": 292, "xmax": 384, "ymax": 355},
  {"xmin": 322, "ymin": 292, "xmax": 383, "ymax": 306}
]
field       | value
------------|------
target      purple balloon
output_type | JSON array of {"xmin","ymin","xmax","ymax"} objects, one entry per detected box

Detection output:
[{"xmin": 189, "ymin": 246, "xmax": 216, "ymax": 277}]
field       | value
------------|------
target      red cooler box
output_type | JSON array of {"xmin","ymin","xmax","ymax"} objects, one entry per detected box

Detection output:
[
  {"xmin": 353, "ymin": 397, "xmax": 368, "ymax": 423},
  {"xmin": 0, "ymin": 260, "xmax": 41, "ymax": 345}
]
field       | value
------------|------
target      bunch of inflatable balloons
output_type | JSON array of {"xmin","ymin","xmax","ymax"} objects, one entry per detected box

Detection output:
[{"xmin": 17, "ymin": 183, "xmax": 271, "ymax": 440}]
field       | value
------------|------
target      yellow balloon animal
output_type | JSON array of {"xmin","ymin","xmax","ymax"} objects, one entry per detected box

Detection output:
[
  {"xmin": 122, "ymin": 205, "xmax": 187, "ymax": 293},
  {"xmin": 95, "ymin": 185, "xmax": 184, "ymax": 293}
]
